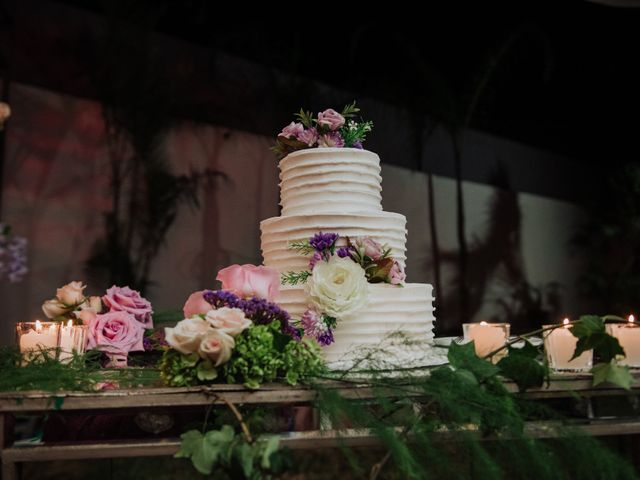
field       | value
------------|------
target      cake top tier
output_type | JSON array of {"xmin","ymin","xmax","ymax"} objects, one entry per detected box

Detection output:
[{"xmin": 279, "ymin": 148, "xmax": 383, "ymax": 216}]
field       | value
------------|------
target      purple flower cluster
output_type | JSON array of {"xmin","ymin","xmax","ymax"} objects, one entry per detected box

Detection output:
[
  {"xmin": 300, "ymin": 309, "xmax": 335, "ymax": 346},
  {"xmin": 310, "ymin": 232, "xmax": 338, "ymax": 252},
  {"xmin": 0, "ymin": 225, "xmax": 27, "ymax": 283},
  {"xmin": 143, "ymin": 329, "xmax": 168, "ymax": 351},
  {"xmin": 203, "ymin": 289, "xmax": 300, "ymax": 340},
  {"xmin": 337, "ymin": 245, "xmax": 355, "ymax": 258}
]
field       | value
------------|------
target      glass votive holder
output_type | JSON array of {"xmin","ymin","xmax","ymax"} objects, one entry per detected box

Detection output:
[
  {"xmin": 462, "ymin": 322, "xmax": 510, "ymax": 362},
  {"xmin": 58, "ymin": 320, "xmax": 88, "ymax": 364},
  {"xmin": 606, "ymin": 316, "xmax": 640, "ymax": 368},
  {"xmin": 543, "ymin": 320, "xmax": 593, "ymax": 372},
  {"xmin": 16, "ymin": 320, "xmax": 61, "ymax": 364}
]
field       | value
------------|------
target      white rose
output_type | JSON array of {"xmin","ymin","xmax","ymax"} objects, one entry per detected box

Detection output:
[
  {"xmin": 307, "ymin": 256, "xmax": 369, "ymax": 317},
  {"xmin": 42, "ymin": 299, "xmax": 69, "ymax": 318},
  {"xmin": 198, "ymin": 330, "xmax": 235, "ymax": 366},
  {"xmin": 205, "ymin": 307, "xmax": 252, "ymax": 337},
  {"xmin": 165, "ymin": 316, "xmax": 211, "ymax": 354},
  {"xmin": 56, "ymin": 281, "xmax": 86, "ymax": 306}
]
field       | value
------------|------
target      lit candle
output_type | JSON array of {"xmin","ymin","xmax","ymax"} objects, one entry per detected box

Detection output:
[
  {"xmin": 606, "ymin": 315, "xmax": 640, "ymax": 368},
  {"xmin": 17, "ymin": 320, "xmax": 60, "ymax": 363},
  {"xmin": 58, "ymin": 320, "xmax": 75, "ymax": 363},
  {"xmin": 463, "ymin": 321, "xmax": 510, "ymax": 361},
  {"xmin": 543, "ymin": 318, "xmax": 593, "ymax": 372}
]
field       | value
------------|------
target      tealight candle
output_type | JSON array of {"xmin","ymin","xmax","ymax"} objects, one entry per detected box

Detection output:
[
  {"xmin": 58, "ymin": 320, "xmax": 87, "ymax": 364},
  {"xmin": 16, "ymin": 321, "xmax": 60, "ymax": 363},
  {"xmin": 543, "ymin": 318, "xmax": 593, "ymax": 372},
  {"xmin": 463, "ymin": 321, "xmax": 510, "ymax": 361},
  {"xmin": 606, "ymin": 315, "xmax": 640, "ymax": 368}
]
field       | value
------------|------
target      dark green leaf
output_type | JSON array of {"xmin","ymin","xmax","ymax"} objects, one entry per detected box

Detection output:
[
  {"xmin": 508, "ymin": 339, "xmax": 540, "ymax": 359},
  {"xmin": 454, "ymin": 368, "xmax": 479, "ymax": 386},
  {"xmin": 53, "ymin": 396, "xmax": 64, "ymax": 410},
  {"xmin": 571, "ymin": 333, "xmax": 624, "ymax": 363},
  {"xmin": 448, "ymin": 342, "xmax": 500, "ymax": 381},
  {"xmin": 272, "ymin": 330, "xmax": 292, "ymax": 353},
  {"xmin": 176, "ymin": 430, "xmax": 218, "ymax": 475},
  {"xmin": 592, "ymin": 360, "xmax": 633, "ymax": 390},
  {"xmin": 261, "ymin": 436, "xmax": 280, "ymax": 470},
  {"xmin": 497, "ymin": 354, "xmax": 546, "ymax": 392},
  {"xmin": 570, "ymin": 315, "xmax": 604, "ymax": 338},
  {"xmin": 236, "ymin": 442, "xmax": 254, "ymax": 478}
]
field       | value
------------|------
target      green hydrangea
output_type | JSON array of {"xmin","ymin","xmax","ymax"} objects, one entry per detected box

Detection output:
[{"xmin": 282, "ymin": 338, "xmax": 325, "ymax": 385}]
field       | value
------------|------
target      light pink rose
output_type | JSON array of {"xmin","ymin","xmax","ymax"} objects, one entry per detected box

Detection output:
[
  {"xmin": 76, "ymin": 309, "xmax": 97, "ymax": 326},
  {"xmin": 198, "ymin": 330, "xmax": 235, "ymax": 366},
  {"xmin": 317, "ymin": 109, "xmax": 345, "ymax": 130},
  {"xmin": 317, "ymin": 132, "xmax": 345, "ymax": 148},
  {"xmin": 357, "ymin": 237, "xmax": 384, "ymax": 260},
  {"xmin": 183, "ymin": 291, "xmax": 212, "ymax": 318},
  {"xmin": 102, "ymin": 286, "xmax": 153, "ymax": 327},
  {"xmin": 165, "ymin": 317, "xmax": 211, "ymax": 354},
  {"xmin": 279, "ymin": 121, "xmax": 304, "ymax": 139},
  {"xmin": 389, "ymin": 261, "xmax": 406, "ymax": 285},
  {"xmin": 87, "ymin": 311, "xmax": 145, "ymax": 355},
  {"xmin": 216, "ymin": 264, "xmax": 280, "ymax": 301},
  {"xmin": 297, "ymin": 128, "xmax": 318, "ymax": 147},
  {"xmin": 75, "ymin": 295, "xmax": 103, "ymax": 325},
  {"xmin": 205, "ymin": 307, "xmax": 252, "ymax": 336},
  {"xmin": 56, "ymin": 281, "xmax": 86, "ymax": 306},
  {"xmin": 42, "ymin": 299, "xmax": 69, "ymax": 319}
]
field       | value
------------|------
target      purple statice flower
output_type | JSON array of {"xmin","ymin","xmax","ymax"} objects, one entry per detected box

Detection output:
[
  {"xmin": 337, "ymin": 245, "xmax": 355, "ymax": 258},
  {"xmin": 309, "ymin": 232, "xmax": 339, "ymax": 252},
  {"xmin": 352, "ymin": 140, "xmax": 363, "ymax": 149},
  {"xmin": 317, "ymin": 131, "xmax": 345, "ymax": 148},
  {"xmin": 300, "ymin": 309, "xmax": 335, "ymax": 346},
  {"xmin": 203, "ymin": 289, "xmax": 299, "ymax": 340},
  {"xmin": 309, "ymin": 251, "xmax": 325, "ymax": 270}
]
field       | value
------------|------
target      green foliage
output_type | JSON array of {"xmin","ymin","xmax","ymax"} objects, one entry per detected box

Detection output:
[
  {"xmin": 294, "ymin": 108, "xmax": 315, "ymax": 129},
  {"xmin": 159, "ymin": 350, "xmax": 200, "ymax": 387},
  {"xmin": 176, "ymin": 426, "xmax": 282, "ymax": 479},
  {"xmin": 592, "ymin": 360, "xmax": 633, "ymax": 390},
  {"xmin": 339, "ymin": 120, "xmax": 374, "ymax": 149},
  {"xmin": 570, "ymin": 315, "xmax": 625, "ymax": 363},
  {"xmin": 447, "ymin": 341, "xmax": 500, "ymax": 381},
  {"xmin": 497, "ymin": 341, "xmax": 547, "ymax": 392},
  {"xmin": 288, "ymin": 239, "xmax": 314, "ymax": 256},
  {"xmin": 280, "ymin": 270, "xmax": 311, "ymax": 286},
  {"xmin": 281, "ymin": 339, "xmax": 325, "ymax": 385},
  {"xmin": 340, "ymin": 101, "xmax": 360, "ymax": 119}
]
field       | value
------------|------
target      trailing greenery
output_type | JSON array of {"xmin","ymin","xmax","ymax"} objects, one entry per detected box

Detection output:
[{"xmin": 280, "ymin": 270, "xmax": 311, "ymax": 286}]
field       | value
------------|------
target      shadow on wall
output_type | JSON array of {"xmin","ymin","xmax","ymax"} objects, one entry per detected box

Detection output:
[{"xmin": 437, "ymin": 163, "xmax": 563, "ymax": 335}]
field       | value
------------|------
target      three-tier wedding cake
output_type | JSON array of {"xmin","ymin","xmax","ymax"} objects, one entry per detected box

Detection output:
[{"xmin": 260, "ymin": 146, "xmax": 439, "ymax": 368}]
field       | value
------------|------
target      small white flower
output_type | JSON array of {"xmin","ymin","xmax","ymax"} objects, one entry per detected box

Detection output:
[{"xmin": 307, "ymin": 256, "xmax": 369, "ymax": 318}]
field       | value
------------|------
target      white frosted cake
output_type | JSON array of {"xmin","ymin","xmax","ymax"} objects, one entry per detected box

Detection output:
[{"xmin": 260, "ymin": 148, "xmax": 440, "ymax": 368}]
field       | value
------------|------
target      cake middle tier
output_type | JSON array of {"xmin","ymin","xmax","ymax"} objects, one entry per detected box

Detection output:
[{"xmin": 260, "ymin": 212, "xmax": 407, "ymax": 273}]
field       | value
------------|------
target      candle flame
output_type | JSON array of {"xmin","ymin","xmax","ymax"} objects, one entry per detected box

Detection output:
[
  {"xmin": 629, "ymin": 315, "xmax": 635, "ymax": 324},
  {"xmin": 35, "ymin": 320, "xmax": 42, "ymax": 333},
  {"xmin": 562, "ymin": 318, "xmax": 570, "ymax": 327},
  {"xmin": 480, "ymin": 321, "xmax": 488, "ymax": 326}
]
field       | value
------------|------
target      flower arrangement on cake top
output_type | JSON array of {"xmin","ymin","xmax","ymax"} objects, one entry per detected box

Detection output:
[
  {"xmin": 272, "ymin": 102, "xmax": 373, "ymax": 159},
  {"xmin": 160, "ymin": 264, "xmax": 324, "ymax": 389},
  {"xmin": 281, "ymin": 232, "xmax": 406, "ymax": 346}
]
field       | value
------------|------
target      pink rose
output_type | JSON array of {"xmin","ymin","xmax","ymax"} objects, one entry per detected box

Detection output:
[
  {"xmin": 102, "ymin": 286, "xmax": 153, "ymax": 327},
  {"xmin": 317, "ymin": 109, "xmax": 345, "ymax": 130},
  {"xmin": 183, "ymin": 291, "xmax": 212, "ymax": 318},
  {"xmin": 357, "ymin": 237, "xmax": 384, "ymax": 260},
  {"xmin": 317, "ymin": 132, "xmax": 345, "ymax": 148},
  {"xmin": 87, "ymin": 311, "xmax": 145, "ymax": 355},
  {"xmin": 297, "ymin": 128, "xmax": 318, "ymax": 147},
  {"xmin": 279, "ymin": 121, "xmax": 304, "ymax": 139},
  {"xmin": 389, "ymin": 261, "xmax": 406, "ymax": 285},
  {"xmin": 198, "ymin": 330, "xmax": 235, "ymax": 366},
  {"xmin": 205, "ymin": 307, "xmax": 252, "ymax": 336},
  {"xmin": 216, "ymin": 264, "xmax": 280, "ymax": 301}
]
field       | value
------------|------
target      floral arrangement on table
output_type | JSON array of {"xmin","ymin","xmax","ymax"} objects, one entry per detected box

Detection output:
[
  {"xmin": 0, "ymin": 223, "xmax": 27, "ymax": 283},
  {"xmin": 160, "ymin": 264, "xmax": 324, "ymax": 389},
  {"xmin": 281, "ymin": 232, "xmax": 406, "ymax": 346},
  {"xmin": 41, "ymin": 281, "xmax": 154, "ymax": 365},
  {"xmin": 272, "ymin": 102, "xmax": 373, "ymax": 159}
]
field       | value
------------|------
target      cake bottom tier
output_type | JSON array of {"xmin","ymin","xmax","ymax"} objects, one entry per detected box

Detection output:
[{"xmin": 276, "ymin": 282, "xmax": 441, "ymax": 368}]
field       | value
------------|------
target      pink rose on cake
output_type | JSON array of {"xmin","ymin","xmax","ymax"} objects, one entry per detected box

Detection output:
[
  {"xmin": 102, "ymin": 286, "xmax": 153, "ymax": 327},
  {"xmin": 279, "ymin": 121, "xmax": 304, "ymax": 139},
  {"xmin": 216, "ymin": 264, "xmax": 280, "ymax": 301},
  {"xmin": 317, "ymin": 108, "xmax": 345, "ymax": 130},
  {"xmin": 297, "ymin": 127, "xmax": 319, "ymax": 147},
  {"xmin": 356, "ymin": 237, "xmax": 384, "ymax": 261},
  {"xmin": 87, "ymin": 311, "xmax": 145, "ymax": 355},
  {"xmin": 389, "ymin": 261, "xmax": 406, "ymax": 285}
]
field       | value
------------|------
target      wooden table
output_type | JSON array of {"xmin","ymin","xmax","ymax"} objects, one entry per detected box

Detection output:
[{"xmin": 1, "ymin": 375, "xmax": 639, "ymax": 480}]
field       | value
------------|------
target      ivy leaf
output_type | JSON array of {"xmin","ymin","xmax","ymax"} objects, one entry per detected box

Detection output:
[
  {"xmin": 175, "ymin": 430, "xmax": 218, "ymax": 475},
  {"xmin": 508, "ymin": 339, "xmax": 540, "ymax": 359},
  {"xmin": 236, "ymin": 442, "xmax": 254, "ymax": 478},
  {"xmin": 592, "ymin": 360, "xmax": 633, "ymax": 390},
  {"xmin": 572, "ymin": 333, "xmax": 624, "ymax": 363},
  {"xmin": 454, "ymin": 368, "xmax": 479, "ymax": 386},
  {"xmin": 260, "ymin": 436, "xmax": 280, "ymax": 470},
  {"xmin": 272, "ymin": 330, "xmax": 292, "ymax": 353},
  {"xmin": 497, "ymin": 354, "xmax": 546, "ymax": 392},
  {"xmin": 448, "ymin": 342, "xmax": 500, "ymax": 382},
  {"xmin": 570, "ymin": 315, "xmax": 604, "ymax": 338}
]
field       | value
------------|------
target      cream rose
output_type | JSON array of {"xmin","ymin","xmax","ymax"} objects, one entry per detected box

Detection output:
[
  {"xmin": 164, "ymin": 317, "xmax": 211, "ymax": 355},
  {"xmin": 42, "ymin": 299, "xmax": 68, "ymax": 318},
  {"xmin": 307, "ymin": 256, "xmax": 369, "ymax": 317},
  {"xmin": 56, "ymin": 281, "xmax": 86, "ymax": 306},
  {"xmin": 205, "ymin": 307, "xmax": 252, "ymax": 336},
  {"xmin": 198, "ymin": 330, "xmax": 235, "ymax": 366}
]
